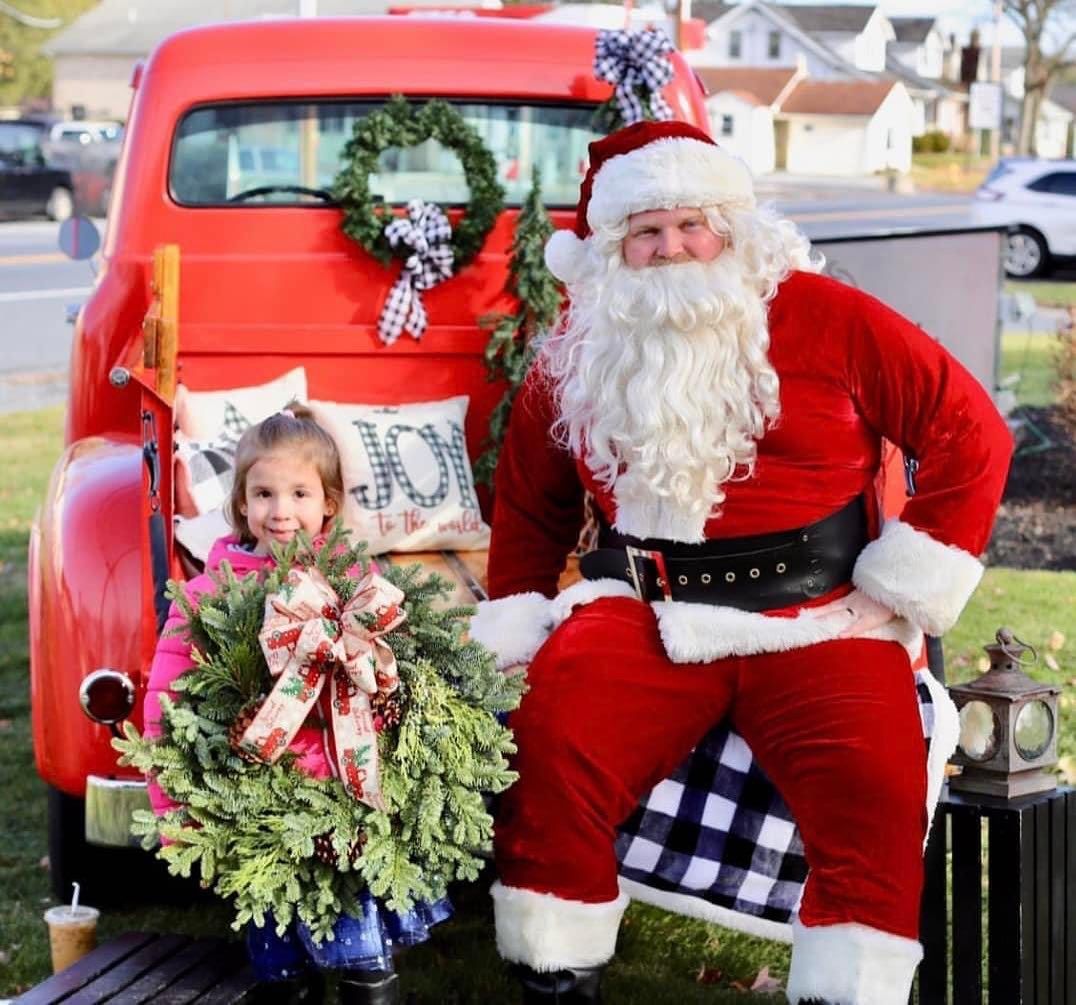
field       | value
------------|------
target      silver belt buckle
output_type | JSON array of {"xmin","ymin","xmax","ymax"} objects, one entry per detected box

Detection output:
[{"xmin": 625, "ymin": 546, "xmax": 672, "ymax": 602}]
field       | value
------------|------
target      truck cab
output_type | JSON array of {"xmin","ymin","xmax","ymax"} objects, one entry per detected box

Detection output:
[{"xmin": 29, "ymin": 14, "xmax": 710, "ymax": 899}]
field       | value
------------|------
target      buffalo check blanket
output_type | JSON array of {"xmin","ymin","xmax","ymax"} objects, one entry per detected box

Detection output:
[{"xmin": 614, "ymin": 671, "xmax": 936, "ymax": 940}]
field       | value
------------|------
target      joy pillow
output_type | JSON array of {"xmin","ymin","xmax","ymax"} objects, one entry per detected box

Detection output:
[{"xmin": 308, "ymin": 396, "xmax": 490, "ymax": 554}]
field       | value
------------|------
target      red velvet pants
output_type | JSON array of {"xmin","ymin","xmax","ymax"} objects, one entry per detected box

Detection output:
[{"xmin": 494, "ymin": 596, "xmax": 929, "ymax": 940}]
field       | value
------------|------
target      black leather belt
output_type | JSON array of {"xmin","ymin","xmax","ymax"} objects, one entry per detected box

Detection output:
[{"xmin": 579, "ymin": 496, "xmax": 869, "ymax": 611}]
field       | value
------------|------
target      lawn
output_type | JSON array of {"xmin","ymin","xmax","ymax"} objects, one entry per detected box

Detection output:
[
  {"xmin": 1000, "ymin": 329, "xmax": 1061, "ymax": 408},
  {"xmin": 910, "ymin": 152, "xmax": 993, "ymax": 194},
  {"xmin": 1, "ymin": 401, "xmax": 1073, "ymax": 1001}
]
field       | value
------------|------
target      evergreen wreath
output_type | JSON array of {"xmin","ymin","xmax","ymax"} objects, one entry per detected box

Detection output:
[
  {"xmin": 475, "ymin": 167, "xmax": 561, "ymax": 487},
  {"xmin": 115, "ymin": 526, "xmax": 524, "ymax": 943},
  {"xmin": 334, "ymin": 95, "xmax": 505, "ymax": 270}
]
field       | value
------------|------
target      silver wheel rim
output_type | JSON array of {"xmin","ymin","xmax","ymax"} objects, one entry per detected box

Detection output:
[{"xmin": 1006, "ymin": 233, "xmax": 1042, "ymax": 276}]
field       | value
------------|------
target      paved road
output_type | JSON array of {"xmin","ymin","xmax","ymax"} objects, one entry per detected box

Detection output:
[
  {"xmin": 0, "ymin": 220, "xmax": 96, "ymax": 414},
  {"xmin": 0, "ymin": 188, "xmax": 1053, "ymax": 415}
]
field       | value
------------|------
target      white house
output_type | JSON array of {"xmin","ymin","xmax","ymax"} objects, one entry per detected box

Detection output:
[
  {"xmin": 778, "ymin": 78, "xmax": 912, "ymax": 175},
  {"xmin": 888, "ymin": 16, "xmax": 947, "ymax": 81},
  {"xmin": 696, "ymin": 65, "xmax": 803, "ymax": 174},
  {"xmin": 690, "ymin": 1, "xmax": 876, "ymax": 80}
]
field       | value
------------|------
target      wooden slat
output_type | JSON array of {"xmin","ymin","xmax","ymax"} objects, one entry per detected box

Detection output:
[
  {"xmin": 1021, "ymin": 802, "xmax": 1037, "ymax": 1003},
  {"xmin": 106, "ymin": 937, "xmax": 225, "ymax": 1005},
  {"xmin": 1066, "ymin": 791, "xmax": 1075, "ymax": 1005},
  {"xmin": 191, "ymin": 962, "xmax": 262, "ymax": 1004},
  {"xmin": 62, "ymin": 934, "xmax": 190, "ymax": 1004},
  {"xmin": 950, "ymin": 809, "xmax": 982, "ymax": 1005},
  {"xmin": 1049, "ymin": 795, "xmax": 1065, "ymax": 1005},
  {"xmin": 14, "ymin": 933, "xmax": 157, "ymax": 1005},
  {"xmin": 1034, "ymin": 801, "xmax": 1050, "ymax": 1005},
  {"xmin": 918, "ymin": 810, "xmax": 948, "ymax": 1004},
  {"xmin": 154, "ymin": 943, "xmax": 251, "ymax": 1005},
  {"xmin": 987, "ymin": 810, "xmax": 1022, "ymax": 1004},
  {"xmin": 156, "ymin": 244, "xmax": 180, "ymax": 402}
]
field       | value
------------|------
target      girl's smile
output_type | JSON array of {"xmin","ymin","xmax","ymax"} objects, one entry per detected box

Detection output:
[{"xmin": 240, "ymin": 451, "xmax": 336, "ymax": 555}]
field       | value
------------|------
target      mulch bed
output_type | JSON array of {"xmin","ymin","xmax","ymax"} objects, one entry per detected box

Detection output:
[{"xmin": 985, "ymin": 405, "xmax": 1075, "ymax": 572}]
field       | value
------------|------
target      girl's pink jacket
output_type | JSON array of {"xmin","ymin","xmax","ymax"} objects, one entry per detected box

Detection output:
[{"xmin": 143, "ymin": 535, "xmax": 333, "ymax": 817}]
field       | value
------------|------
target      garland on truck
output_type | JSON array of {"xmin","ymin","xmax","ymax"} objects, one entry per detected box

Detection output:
[
  {"xmin": 474, "ymin": 167, "xmax": 560, "ymax": 487},
  {"xmin": 115, "ymin": 526, "xmax": 524, "ymax": 943}
]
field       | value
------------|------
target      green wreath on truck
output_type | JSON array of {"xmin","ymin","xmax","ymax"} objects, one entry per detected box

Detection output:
[{"xmin": 333, "ymin": 94, "xmax": 505, "ymax": 269}]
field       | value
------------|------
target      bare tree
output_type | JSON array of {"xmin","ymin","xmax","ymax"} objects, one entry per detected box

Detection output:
[{"xmin": 1003, "ymin": 0, "xmax": 1076, "ymax": 153}]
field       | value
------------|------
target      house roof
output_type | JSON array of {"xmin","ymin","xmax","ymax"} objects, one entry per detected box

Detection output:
[
  {"xmin": 695, "ymin": 66, "xmax": 799, "ymax": 105},
  {"xmin": 44, "ymin": 0, "xmax": 453, "ymax": 56},
  {"xmin": 889, "ymin": 16, "xmax": 936, "ymax": 45},
  {"xmin": 692, "ymin": 1, "xmax": 734, "ymax": 24},
  {"xmin": 774, "ymin": 3, "xmax": 875, "ymax": 34},
  {"xmin": 781, "ymin": 78, "xmax": 896, "ymax": 115}
]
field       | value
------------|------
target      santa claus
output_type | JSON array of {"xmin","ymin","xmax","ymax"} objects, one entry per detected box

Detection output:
[{"xmin": 470, "ymin": 120, "xmax": 1012, "ymax": 1004}]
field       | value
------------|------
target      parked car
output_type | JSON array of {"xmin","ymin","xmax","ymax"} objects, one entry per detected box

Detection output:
[
  {"xmin": 977, "ymin": 156, "xmax": 1076, "ymax": 278},
  {"xmin": 0, "ymin": 119, "xmax": 75, "ymax": 220},
  {"xmin": 31, "ymin": 14, "xmax": 711, "ymax": 902},
  {"xmin": 49, "ymin": 120, "xmax": 124, "ymax": 147}
]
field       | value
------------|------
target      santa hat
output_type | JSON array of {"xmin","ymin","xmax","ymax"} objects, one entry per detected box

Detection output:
[{"xmin": 544, "ymin": 120, "xmax": 755, "ymax": 284}]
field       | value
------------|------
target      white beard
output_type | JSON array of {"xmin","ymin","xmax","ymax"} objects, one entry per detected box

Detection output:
[{"xmin": 542, "ymin": 251, "xmax": 781, "ymax": 542}]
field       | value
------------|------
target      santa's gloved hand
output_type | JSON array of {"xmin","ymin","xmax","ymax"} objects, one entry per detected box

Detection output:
[{"xmin": 809, "ymin": 588, "xmax": 895, "ymax": 639}]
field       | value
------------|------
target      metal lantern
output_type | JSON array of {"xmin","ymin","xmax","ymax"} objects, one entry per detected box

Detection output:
[{"xmin": 948, "ymin": 627, "xmax": 1061, "ymax": 799}]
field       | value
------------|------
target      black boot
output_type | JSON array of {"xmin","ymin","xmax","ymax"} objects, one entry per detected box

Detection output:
[
  {"xmin": 255, "ymin": 971, "xmax": 325, "ymax": 1004},
  {"xmin": 337, "ymin": 969, "xmax": 399, "ymax": 1005},
  {"xmin": 514, "ymin": 964, "xmax": 604, "ymax": 1003}
]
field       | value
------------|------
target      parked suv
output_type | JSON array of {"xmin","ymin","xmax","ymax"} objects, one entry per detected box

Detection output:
[
  {"xmin": 0, "ymin": 119, "xmax": 75, "ymax": 220},
  {"xmin": 977, "ymin": 156, "xmax": 1076, "ymax": 278}
]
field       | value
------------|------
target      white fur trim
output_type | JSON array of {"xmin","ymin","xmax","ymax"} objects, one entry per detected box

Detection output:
[
  {"xmin": 653, "ymin": 601, "xmax": 924, "ymax": 665},
  {"xmin": 619, "ymin": 878, "xmax": 793, "ymax": 943},
  {"xmin": 548, "ymin": 577, "xmax": 637, "ymax": 625},
  {"xmin": 544, "ymin": 229, "xmax": 588, "ymax": 284},
  {"xmin": 853, "ymin": 519, "xmax": 984, "ymax": 637},
  {"xmin": 587, "ymin": 137, "xmax": 755, "ymax": 232},
  {"xmin": 491, "ymin": 881, "xmax": 629, "ymax": 970},
  {"xmin": 787, "ymin": 921, "xmax": 923, "ymax": 1005},
  {"xmin": 919, "ymin": 670, "xmax": 960, "ymax": 845},
  {"xmin": 469, "ymin": 593, "xmax": 554, "ymax": 670}
]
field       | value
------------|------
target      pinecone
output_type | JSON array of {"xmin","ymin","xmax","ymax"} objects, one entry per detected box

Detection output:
[
  {"xmin": 370, "ymin": 688, "xmax": 405, "ymax": 731},
  {"xmin": 228, "ymin": 698, "xmax": 264, "ymax": 762}
]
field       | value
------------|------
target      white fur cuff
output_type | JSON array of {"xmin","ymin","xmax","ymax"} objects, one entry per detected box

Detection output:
[
  {"xmin": 787, "ymin": 921, "xmax": 923, "ymax": 1005},
  {"xmin": 853, "ymin": 519, "xmax": 984, "ymax": 637},
  {"xmin": 469, "ymin": 593, "xmax": 554, "ymax": 670},
  {"xmin": 491, "ymin": 881, "xmax": 630, "ymax": 971}
]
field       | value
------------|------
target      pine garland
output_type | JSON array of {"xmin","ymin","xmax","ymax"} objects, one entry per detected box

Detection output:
[
  {"xmin": 333, "ymin": 95, "xmax": 505, "ymax": 270},
  {"xmin": 474, "ymin": 167, "xmax": 561, "ymax": 487},
  {"xmin": 115, "ymin": 525, "xmax": 524, "ymax": 943}
]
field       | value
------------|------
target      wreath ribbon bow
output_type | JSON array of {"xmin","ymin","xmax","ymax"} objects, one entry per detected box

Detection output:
[
  {"xmin": 237, "ymin": 567, "xmax": 406, "ymax": 812},
  {"xmin": 594, "ymin": 27, "xmax": 675, "ymax": 126},
  {"xmin": 378, "ymin": 199, "xmax": 455, "ymax": 345}
]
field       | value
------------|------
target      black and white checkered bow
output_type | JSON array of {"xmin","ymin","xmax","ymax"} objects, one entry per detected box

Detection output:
[
  {"xmin": 377, "ymin": 199, "xmax": 455, "ymax": 345},
  {"xmin": 594, "ymin": 27, "xmax": 675, "ymax": 126}
]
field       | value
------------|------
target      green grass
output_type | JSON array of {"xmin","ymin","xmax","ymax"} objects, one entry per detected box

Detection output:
[
  {"xmin": 1004, "ymin": 279, "xmax": 1076, "ymax": 310},
  {"xmin": 1000, "ymin": 329, "xmax": 1061, "ymax": 407},
  {"xmin": 1, "ymin": 406, "xmax": 1073, "ymax": 1001},
  {"xmin": 910, "ymin": 152, "xmax": 992, "ymax": 194}
]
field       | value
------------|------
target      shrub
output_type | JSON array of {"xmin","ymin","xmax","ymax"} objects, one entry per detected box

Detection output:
[{"xmin": 913, "ymin": 130, "xmax": 951, "ymax": 154}]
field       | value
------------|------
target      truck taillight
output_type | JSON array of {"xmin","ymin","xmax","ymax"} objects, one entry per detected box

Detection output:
[{"xmin": 79, "ymin": 669, "xmax": 136, "ymax": 725}]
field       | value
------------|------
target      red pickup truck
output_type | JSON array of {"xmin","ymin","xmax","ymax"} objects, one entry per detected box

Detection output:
[{"xmin": 29, "ymin": 14, "xmax": 710, "ymax": 899}]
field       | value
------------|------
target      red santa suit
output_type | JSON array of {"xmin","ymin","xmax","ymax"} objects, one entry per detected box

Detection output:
[{"xmin": 470, "ymin": 121, "xmax": 1013, "ymax": 1004}]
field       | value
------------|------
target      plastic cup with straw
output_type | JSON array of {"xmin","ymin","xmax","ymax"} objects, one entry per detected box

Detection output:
[{"xmin": 43, "ymin": 882, "xmax": 100, "ymax": 973}]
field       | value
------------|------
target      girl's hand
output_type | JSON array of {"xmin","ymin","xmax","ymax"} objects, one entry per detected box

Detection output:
[{"xmin": 810, "ymin": 589, "xmax": 896, "ymax": 638}]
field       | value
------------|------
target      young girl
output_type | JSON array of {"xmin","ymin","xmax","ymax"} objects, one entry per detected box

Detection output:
[{"xmin": 144, "ymin": 405, "xmax": 449, "ymax": 1005}]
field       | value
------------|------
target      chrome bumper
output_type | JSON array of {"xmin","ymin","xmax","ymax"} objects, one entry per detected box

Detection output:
[{"xmin": 85, "ymin": 775, "xmax": 150, "ymax": 848}]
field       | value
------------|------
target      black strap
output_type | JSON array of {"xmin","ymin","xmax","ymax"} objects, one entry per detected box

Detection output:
[{"xmin": 579, "ymin": 496, "xmax": 868, "ymax": 611}]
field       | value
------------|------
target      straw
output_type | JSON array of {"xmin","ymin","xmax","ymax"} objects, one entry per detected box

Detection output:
[{"xmin": 70, "ymin": 882, "xmax": 80, "ymax": 913}]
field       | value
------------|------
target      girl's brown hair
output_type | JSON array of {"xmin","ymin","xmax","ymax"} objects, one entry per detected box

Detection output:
[{"xmin": 226, "ymin": 402, "xmax": 345, "ymax": 545}]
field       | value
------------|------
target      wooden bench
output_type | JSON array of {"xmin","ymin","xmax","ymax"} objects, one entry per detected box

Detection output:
[{"xmin": 15, "ymin": 932, "xmax": 264, "ymax": 1005}]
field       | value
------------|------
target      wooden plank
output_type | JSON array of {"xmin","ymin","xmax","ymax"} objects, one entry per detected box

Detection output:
[
  {"xmin": 1034, "ymin": 801, "xmax": 1049, "ymax": 1005},
  {"xmin": 106, "ymin": 937, "xmax": 226, "ymax": 1005},
  {"xmin": 191, "ymin": 961, "xmax": 262, "ymax": 1004},
  {"xmin": 1048, "ymin": 795, "xmax": 1065, "ymax": 1005},
  {"xmin": 157, "ymin": 243, "xmax": 180, "ymax": 402},
  {"xmin": 918, "ymin": 809, "xmax": 948, "ymax": 1004},
  {"xmin": 987, "ymin": 810, "xmax": 1022, "ymax": 1004},
  {"xmin": 1066, "ymin": 791, "xmax": 1075, "ymax": 1005},
  {"xmin": 153, "ymin": 943, "xmax": 251, "ymax": 1005},
  {"xmin": 14, "ymin": 933, "xmax": 157, "ymax": 1005},
  {"xmin": 1021, "ymin": 802, "xmax": 1037, "ymax": 1003},
  {"xmin": 62, "ymin": 934, "xmax": 190, "ymax": 1004},
  {"xmin": 950, "ymin": 808, "xmax": 982, "ymax": 1005}
]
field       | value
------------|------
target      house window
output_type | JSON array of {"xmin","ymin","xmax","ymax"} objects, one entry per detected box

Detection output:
[
  {"xmin": 721, "ymin": 114, "xmax": 734, "ymax": 137},
  {"xmin": 768, "ymin": 31, "xmax": 780, "ymax": 59},
  {"xmin": 729, "ymin": 30, "xmax": 742, "ymax": 59}
]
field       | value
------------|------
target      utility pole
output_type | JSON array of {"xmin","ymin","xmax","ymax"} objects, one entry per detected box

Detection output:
[{"xmin": 990, "ymin": 0, "xmax": 1003, "ymax": 161}]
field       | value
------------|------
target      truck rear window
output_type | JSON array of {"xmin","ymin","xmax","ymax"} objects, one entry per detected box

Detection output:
[{"xmin": 170, "ymin": 100, "xmax": 602, "ymax": 208}]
